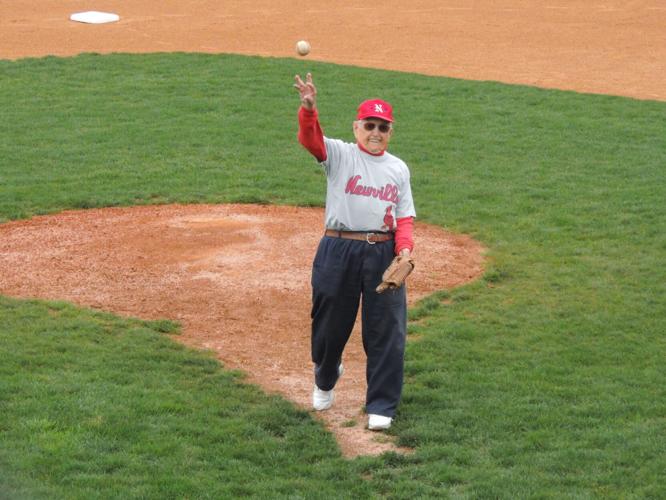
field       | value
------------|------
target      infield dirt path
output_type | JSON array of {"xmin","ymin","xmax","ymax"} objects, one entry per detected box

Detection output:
[
  {"xmin": 2, "ymin": 0, "xmax": 665, "ymax": 100},
  {"xmin": 1, "ymin": 0, "xmax": 662, "ymax": 457}
]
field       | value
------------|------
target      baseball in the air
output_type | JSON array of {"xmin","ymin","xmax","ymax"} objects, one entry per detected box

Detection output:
[{"xmin": 296, "ymin": 40, "xmax": 311, "ymax": 56}]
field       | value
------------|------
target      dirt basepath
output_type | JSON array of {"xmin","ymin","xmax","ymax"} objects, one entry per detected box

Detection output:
[
  {"xmin": 0, "ymin": 205, "xmax": 484, "ymax": 456},
  {"xmin": 1, "ymin": 1, "xmax": 665, "ymax": 101}
]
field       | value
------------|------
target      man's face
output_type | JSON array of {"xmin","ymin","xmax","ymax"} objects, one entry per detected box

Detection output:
[{"xmin": 353, "ymin": 118, "xmax": 393, "ymax": 154}]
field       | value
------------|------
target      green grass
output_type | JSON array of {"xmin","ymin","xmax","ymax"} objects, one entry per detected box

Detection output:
[
  {"xmin": 0, "ymin": 298, "xmax": 370, "ymax": 499},
  {"xmin": 1, "ymin": 52, "xmax": 665, "ymax": 498}
]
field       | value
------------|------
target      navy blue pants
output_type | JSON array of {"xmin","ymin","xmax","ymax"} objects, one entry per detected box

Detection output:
[{"xmin": 311, "ymin": 235, "xmax": 407, "ymax": 418}]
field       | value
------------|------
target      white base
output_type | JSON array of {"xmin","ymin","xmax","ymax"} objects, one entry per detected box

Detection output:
[{"xmin": 70, "ymin": 11, "xmax": 120, "ymax": 24}]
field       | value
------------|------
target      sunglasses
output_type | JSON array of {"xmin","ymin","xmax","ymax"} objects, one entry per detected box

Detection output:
[{"xmin": 362, "ymin": 121, "xmax": 392, "ymax": 133}]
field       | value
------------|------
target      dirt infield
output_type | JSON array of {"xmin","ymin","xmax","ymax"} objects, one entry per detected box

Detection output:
[
  {"xmin": 0, "ymin": 205, "xmax": 484, "ymax": 456},
  {"xmin": 1, "ymin": 0, "xmax": 662, "ymax": 457},
  {"xmin": 1, "ymin": 1, "xmax": 665, "ymax": 101}
]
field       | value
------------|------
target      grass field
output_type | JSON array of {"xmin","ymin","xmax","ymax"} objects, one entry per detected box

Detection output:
[{"xmin": 1, "ymin": 53, "xmax": 665, "ymax": 498}]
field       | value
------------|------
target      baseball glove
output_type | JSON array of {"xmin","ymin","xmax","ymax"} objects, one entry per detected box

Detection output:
[{"xmin": 376, "ymin": 255, "xmax": 415, "ymax": 293}]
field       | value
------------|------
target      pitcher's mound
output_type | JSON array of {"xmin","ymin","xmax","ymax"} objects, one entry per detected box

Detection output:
[{"xmin": 0, "ymin": 204, "xmax": 484, "ymax": 456}]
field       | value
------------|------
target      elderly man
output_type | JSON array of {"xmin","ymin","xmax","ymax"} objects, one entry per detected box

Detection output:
[{"xmin": 294, "ymin": 73, "xmax": 416, "ymax": 431}]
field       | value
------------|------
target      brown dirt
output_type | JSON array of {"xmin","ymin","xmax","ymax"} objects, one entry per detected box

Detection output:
[
  {"xmin": 0, "ymin": 204, "xmax": 484, "ymax": 456},
  {"xmin": 1, "ymin": 1, "xmax": 665, "ymax": 101},
  {"xmin": 1, "ymin": 0, "xmax": 661, "ymax": 458}
]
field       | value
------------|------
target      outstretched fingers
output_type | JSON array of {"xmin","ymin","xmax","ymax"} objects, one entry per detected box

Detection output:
[{"xmin": 294, "ymin": 73, "xmax": 316, "ymax": 109}]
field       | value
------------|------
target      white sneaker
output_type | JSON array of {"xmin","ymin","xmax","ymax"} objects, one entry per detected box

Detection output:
[
  {"xmin": 368, "ymin": 414, "xmax": 393, "ymax": 431},
  {"xmin": 312, "ymin": 386, "xmax": 335, "ymax": 411},
  {"xmin": 312, "ymin": 364, "xmax": 344, "ymax": 411}
]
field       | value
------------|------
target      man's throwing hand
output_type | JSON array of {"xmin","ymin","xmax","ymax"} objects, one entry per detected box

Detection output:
[{"xmin": 294, "ymin": 73, "xmax": 317, "ymax": 110}]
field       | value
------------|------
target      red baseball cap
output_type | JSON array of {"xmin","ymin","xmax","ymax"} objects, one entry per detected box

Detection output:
[{"xmin": 357, "ymin": 99, "xmax": 394, "ymax": 122}]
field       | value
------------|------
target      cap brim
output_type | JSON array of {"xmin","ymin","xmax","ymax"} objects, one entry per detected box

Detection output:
[{"xmin": 357, "ymin": 113, "xmax": 394, "ymax": 122}]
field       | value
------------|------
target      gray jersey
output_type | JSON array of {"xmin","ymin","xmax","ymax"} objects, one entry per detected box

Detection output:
[{"xmin": 320, "ymin": 137, "xmax": 416, "ymax": 232}]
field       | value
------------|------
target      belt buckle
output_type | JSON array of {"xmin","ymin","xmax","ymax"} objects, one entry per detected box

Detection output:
[{"xmin": 366, "ymin": 232, "xmax": 376, "ymax": 245}]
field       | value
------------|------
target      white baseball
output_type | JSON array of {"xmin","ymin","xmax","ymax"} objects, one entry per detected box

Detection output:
[{"xmin": 296, "ymin": 40, "xmax": 311, "ymax": 56}]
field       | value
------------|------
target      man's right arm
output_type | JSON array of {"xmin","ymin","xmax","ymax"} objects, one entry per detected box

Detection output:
[
  {"xmin": 294, "ymin": 73, "xmax": 327, "ymax": 162},
  {"xmin": 298, "ymin": 106, "xmax": 327, "ymax": 162}
]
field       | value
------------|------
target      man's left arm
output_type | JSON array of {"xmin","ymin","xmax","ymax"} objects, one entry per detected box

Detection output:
[
  {"xmin": 394, "ymin": 216, "xmax": 414, "ymax": 256},
  {"xmin": 394, "ymin": 164, "xmax": 416, "ymax": 256}
]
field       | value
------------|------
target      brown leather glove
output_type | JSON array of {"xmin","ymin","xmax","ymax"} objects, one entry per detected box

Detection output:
[{"xmin": 376, "ymin": 255, "xmax": 415, "ymax": 293}]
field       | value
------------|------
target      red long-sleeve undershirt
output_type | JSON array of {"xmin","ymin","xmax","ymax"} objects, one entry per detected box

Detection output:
[
  {"xmin": 298, "ymin": 106, "xmax": 414, "ymax": 254},
  {"xmin": 394, "ymin": 217, "xmax": 414, "ymax": 255},
  {"xmin": 298, "ymin": 106, "xmax": 327, "ymax": 161}
]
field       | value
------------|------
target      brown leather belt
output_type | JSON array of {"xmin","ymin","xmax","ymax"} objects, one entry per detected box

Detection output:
[{"xmin": 324, "ymin": 229, "xmax": 393, "ymax": 244}]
